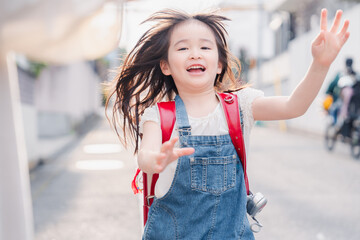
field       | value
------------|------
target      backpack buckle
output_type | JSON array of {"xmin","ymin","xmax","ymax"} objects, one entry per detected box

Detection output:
[
  {"xmin": 224, "ymin": 95, "xmax": 234, "ymax": 104},
  {"xmin": 146, "ymin": 195, "xmax": 155, "ymax": 206}
]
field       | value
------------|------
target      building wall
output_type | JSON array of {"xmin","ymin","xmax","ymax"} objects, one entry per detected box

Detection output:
[
  {"xmin": 18, "ymin": 67, "xmax": 38, "ymax": 164},
  {"xmin": 19, "ymin": 60, "xmax": 102, "ymax": 164},
  {"xmin": 35, "ymin": 61, "xmax": 102, "ymax": 137},
  {"xmin": 226, "ymin": 9, "xmax": 274, "ymax": 60},
  {"xmin": 251, "ymin": 4, "xmax": 360, "ymax": 135}
]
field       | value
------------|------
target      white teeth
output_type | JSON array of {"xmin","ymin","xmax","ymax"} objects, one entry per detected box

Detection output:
[{"xmin": 187, "ymin": 66, "xmax": 205, "ymax": 70}]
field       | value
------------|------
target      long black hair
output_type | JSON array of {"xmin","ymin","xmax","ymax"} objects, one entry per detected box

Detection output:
[{"xmin": 106, "ymin": 9, "xmax": 243, "ymax": 153}]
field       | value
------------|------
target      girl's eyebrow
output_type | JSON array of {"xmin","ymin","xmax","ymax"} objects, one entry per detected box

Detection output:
[
  {"xmin": 173, "ymin": 38, "xmax": 215, "ymax": 46},
  {"xmin": 200, "ymin": 38, "xmax": 215, "ymax": 45}
]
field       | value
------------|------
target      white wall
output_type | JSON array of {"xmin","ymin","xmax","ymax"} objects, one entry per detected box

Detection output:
[
  {"xmin": 253, "ymin": 5, "xmax": 360, "ymax": 135},
  {"xmin": 226, "ymin": 9, "xmax": 274, "ymax": 59},
  {"xmin": 35, "ymin": 61, "xmax": 102, "ymax": 137}
]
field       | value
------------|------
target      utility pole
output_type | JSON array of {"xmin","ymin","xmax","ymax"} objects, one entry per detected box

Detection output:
[
  {"xmin": 257, "ymin": 0, "xmax": 264, "ymax": 88},
  {"xmin": 0, "ymin": 48, "xmax": 34, "ymax": 240}
]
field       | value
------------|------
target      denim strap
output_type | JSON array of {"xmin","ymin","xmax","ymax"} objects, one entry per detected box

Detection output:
[{"xmin": 174, "ymin": 95, "xmax": 192, "ymax": 137}]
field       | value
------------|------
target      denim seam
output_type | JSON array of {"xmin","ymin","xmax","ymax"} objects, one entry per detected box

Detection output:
[
  {"xmin": 223, "ymin": 161, "xmax": 227, "ymax": 190},
  {"xmin": 144, "ymin": 202, "xmax": 158, "ymax": 240},
  {"xmin": 158, "ymin": 204, "xmax": 179, "ymax": 240},
  {"xmin": 228, "ymin": 155, "xmax": 236, "ymax": 190},
  {"xmin": 185, "ymin": 142, "xmax": 232, "ymax": 146},
  {"xmin": 239, "ymin": 217, "xmax": 246, "ymax": 238},
  {"xmin": 191, "ymin": 156, "xmax": 236, "ymax": 164},
  {"xmin": 202, "ymin": 161, "xmax": 207, "ymax": 191},
  {"xmin": 207, "ymin": 195, "xmax": 220, "ymax": 240},
  {"xmin": 232, "ymin": 164, "xmax": 237, "ymax": 187}
]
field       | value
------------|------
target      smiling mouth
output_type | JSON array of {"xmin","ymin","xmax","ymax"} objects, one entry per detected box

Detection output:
[{"xmin": 187, "ymin": 65, "xmax": 206, "ymax": 72}]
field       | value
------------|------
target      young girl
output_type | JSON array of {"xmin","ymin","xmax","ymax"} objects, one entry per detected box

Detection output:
[{"xmin": 107, "ymin": 8, "xmax": 349, "ymax": 239}]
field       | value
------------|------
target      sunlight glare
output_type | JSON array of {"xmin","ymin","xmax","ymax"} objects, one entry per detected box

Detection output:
[
  {"xmin": 75, "ymin": 160, "xmax": 124, "ymax": 170},
  {"xmin": 83, "ymin": 144, "xmax": 122, "ymax": 154}
]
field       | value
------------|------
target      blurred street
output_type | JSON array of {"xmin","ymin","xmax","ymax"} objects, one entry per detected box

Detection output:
[
  {"xmin": 30, "ymin": 117, "xmax": 360, "ymax": 240},
  {"xmin": 30, "ymin": 116, "xmax": 142, "ymax": 240},
  {"xmin": 2, "ymin": 1, "xmax": 360, "ymax": 239},
  {"xmin": 249, "ymin": 125, "xmax": 360, "ymax": 240}
]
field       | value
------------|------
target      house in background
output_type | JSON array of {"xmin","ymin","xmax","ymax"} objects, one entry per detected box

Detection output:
[
  {"xmin": 17, "ymin": 57, "xmax": 106, "ymax": 169},
  {"xmin": 250, "ymin": 0, "xmax": 360, "ymax": 135}
]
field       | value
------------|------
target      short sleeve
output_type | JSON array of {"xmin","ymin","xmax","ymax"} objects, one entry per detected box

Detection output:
[
  {"xmin": 234, "ymin": 87, "xmax": 264, "ymax": 156},
  {"xmin": 139, "ymin": 105, "xmax": 160, "ymax": 133},
  {"xmin": 236, "ymin": 87, "xmax": 264, "ymax": 133}
]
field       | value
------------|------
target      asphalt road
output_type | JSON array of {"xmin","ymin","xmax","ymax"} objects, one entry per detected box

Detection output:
[
  {"xmin": 30, "ymin": 119, "xmax": 142, "ymax": 240},
  {"xmin": 248, "ymin": 125, "xmax": 360, "ymax": 240},
  {"xmin": 30, "ymin": 119, "xmax": 360, "ymax": 240}
]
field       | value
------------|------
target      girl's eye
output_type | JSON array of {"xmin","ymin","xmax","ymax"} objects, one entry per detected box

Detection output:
[
  {"xmin": 178, "ymin": 47, "xmax": 188, "ymax": 51},
  {"xmin": 201, "ymin": 47, "xmax": 211, "ymax": 50}
]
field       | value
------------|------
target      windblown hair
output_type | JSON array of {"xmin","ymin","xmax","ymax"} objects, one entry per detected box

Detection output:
[{"xmin": 106, "ymin": 9, "xmax": 243, "ymax": 153}]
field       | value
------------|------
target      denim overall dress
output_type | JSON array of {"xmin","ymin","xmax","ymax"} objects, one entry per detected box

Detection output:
[{"xmin": 142, "ymin": 95, "xmax": 254, "ymax": 240}]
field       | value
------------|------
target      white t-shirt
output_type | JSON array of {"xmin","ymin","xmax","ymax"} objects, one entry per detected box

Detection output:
[{"xmin": 139, "ymin": 87, "xmax": 264, "ymax": 198}]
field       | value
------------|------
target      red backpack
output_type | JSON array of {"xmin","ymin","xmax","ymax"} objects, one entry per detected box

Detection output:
[{"xmin": 132, "ymin": 92, "xmax": 249, "ymax": 225}]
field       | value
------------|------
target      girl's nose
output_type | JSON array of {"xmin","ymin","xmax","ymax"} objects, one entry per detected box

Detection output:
[{"xmin": 189, "ymin": 49, "xmax": 201, "ymax": 59}]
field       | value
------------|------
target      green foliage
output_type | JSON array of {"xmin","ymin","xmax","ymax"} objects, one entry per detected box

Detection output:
[
  {"xmin": 28, "ymin": 61, "xmax": 47, "ymax": 78},
  {"xmin": 16, "ymin": 55, "xmax": 48, "ymax": 78}
]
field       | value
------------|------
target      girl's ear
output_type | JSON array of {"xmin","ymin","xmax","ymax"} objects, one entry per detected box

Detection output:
[
  {"xmin": 217, "ymin": 61, "xmax": 223, "ymax": 74},
  {"xmin": 160, "ymin": 60, "xmax": 171, "ymax": 76}
]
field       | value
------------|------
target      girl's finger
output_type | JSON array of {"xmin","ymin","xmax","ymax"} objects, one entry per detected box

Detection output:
[
  {"xmin": 156, "ymin": 152, "xmax": 166, "ymax": 161},
  {"xmin": 338, "ymin": 19, "xmax": 350, "ymax": 38},
  {"xmin": 170, "ymin": 136, "xmax": 179, "ymax": 145},
  {"xmin": 312, "ymin": 30, "xmax": 325, "ymax": 46},
  {"xmin": 340, "ymin": 31, "xmax": 350, "ymax": 46},
  {"xmin": 330, "ymin": 10, "xmax": 342, "ymax": 33},
  {"xmin": 320, "ymin": 8, "xmax": 328, "ymax": 31},
  {"xmin": 175, "ymin": 147, "xmax": 195, "ymax": 157},
  {"xmin": 154, "ymin": 153, "xmax": 166, "ymax": 172},
  {"xmin": 160, "ymin": 136, "xmax": 179, "ymax": 152},
  {"xmin": 154, "ymin": 164, "xmax": 164, "ymax": 173}
]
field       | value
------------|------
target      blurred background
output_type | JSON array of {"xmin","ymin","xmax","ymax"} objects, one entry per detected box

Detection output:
[{"xmin": 1, "ymin": 0, "xmax": 360, "ymax": 239}]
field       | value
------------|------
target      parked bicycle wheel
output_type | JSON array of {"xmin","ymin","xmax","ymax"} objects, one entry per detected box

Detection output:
[
  {"xmin": 325, "ymin": 124, "xmax": 337, "ymax": 151},
  {"xmin": 350, "ymin": 128, "xmax": 360, "ymax": 159}
]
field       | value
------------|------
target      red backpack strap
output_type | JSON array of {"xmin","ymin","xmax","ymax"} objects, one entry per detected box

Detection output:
[
  {"xmin": 147, "ymin": 102, "xmax": 176, "ymax": 201},
  {"xmin": 141, "ymin": 101, "xmax": 176, "ymax": 225},
  {"xmin": 218, "ymin": 92, "xmax": 250, "ymax": 195},
  {"xmin": 157, "ymin": 101, "xmax": 177, "ymax": 143}
]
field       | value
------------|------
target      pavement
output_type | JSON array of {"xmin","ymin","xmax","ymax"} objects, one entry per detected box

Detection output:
[
  {"xmin": 248, "ymin": 124, "xmax": 360, "ymax": 240},
  {"xmin": 30, "ymin": 116, "xmax": 360, "ymax": 240},
  {"xmin": 30, "ymin": 113, "xmax": 102, "ymax": 170},
  {"xmin": 30, "ymin": 116, "xmax": 142, "ymax": 240}
]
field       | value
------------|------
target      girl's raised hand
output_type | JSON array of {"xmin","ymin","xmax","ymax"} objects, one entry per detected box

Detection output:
[
  {"xmin": 153, "ymin": 137, "xmax": 195, "ymax": 173},
  {"xmin": 312, "ymin": 9, "xmax": 350, "ymax": 67}
]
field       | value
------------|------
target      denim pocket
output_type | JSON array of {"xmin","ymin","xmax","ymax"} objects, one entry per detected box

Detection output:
[{"xmin": 190, "ymin": 154, "xmax": 237, "ymax": 194}]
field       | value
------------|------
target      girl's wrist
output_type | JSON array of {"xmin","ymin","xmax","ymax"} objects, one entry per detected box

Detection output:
[
  {"xmin": 138, "ymin": 149, "xmax": 156, "ymax": 174},
  {"xmin": 311, "ymin": 59, "xmax": 331, "ymax": 72}
]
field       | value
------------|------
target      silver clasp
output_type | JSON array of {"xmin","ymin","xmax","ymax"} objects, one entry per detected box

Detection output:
[
  {"xmin": 224, "ymin": 95, "xmax": 234, "ymax": 104},
  {"xmin": 250, "ymin": 216, "xmax": 263, "ymax": 233},
  {"xmin": 146, "ymin": 195, "xmax": 155, "ymax": 206}
]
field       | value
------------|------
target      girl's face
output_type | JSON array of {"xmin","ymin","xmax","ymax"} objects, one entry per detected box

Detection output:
[{"xmin": 160, "ymin": 19, "xmax": 223, "ymax": 94}]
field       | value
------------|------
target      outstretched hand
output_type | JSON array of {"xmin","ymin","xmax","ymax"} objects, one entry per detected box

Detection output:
[
  {"xmin": 153, "ymin": 137, "xmax": 195, "ymax": 173},
  {"xmin": 312, "ymin": 9, "xmax": 350, "ymax": 67}
]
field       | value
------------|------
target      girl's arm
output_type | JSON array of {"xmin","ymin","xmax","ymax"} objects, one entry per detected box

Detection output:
[
  {"xmin": 252, "ymin": 9, "xmax": 350, "ymax": 121},
  {"xmin": 138, "ymin": 121, "xmax": 195, "ymax": 174}
]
